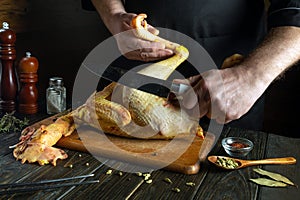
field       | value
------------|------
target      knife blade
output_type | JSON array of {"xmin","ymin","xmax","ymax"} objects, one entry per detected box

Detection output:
[{"xmin": 82, "ymin": 63, "xmax": 190, "ymax": 98}]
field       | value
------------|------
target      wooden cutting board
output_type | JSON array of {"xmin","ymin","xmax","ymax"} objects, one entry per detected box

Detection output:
[{"xmin": 31, "ymin": 113, "xmax": 215, "ymax": 174}]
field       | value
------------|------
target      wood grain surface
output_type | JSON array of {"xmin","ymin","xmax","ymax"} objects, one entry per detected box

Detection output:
[
  {"xmin": 27, "ymin": 112, "xmax": 214, "ymax": 174},
  {"xmin": 2, "ymin": 114, "xmax": 299, "ymax": 200}
]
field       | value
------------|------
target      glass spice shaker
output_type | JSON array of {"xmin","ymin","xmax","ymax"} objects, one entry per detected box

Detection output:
[
  {"xmin": 56, "ymin": 78, "xmax": 66, "ymax": 112},
  {"xmin": 46, "ymin": 77, "xmax": 66, "ymax": 114}
]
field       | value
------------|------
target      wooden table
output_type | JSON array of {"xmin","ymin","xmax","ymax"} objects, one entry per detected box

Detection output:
[{"xmin": 0, "ymin": 111, "xmax": 299, "ymax": 200}]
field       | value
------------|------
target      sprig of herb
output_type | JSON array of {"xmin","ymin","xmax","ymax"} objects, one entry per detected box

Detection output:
[{"xmin": 0, "ymin": 112, "xmax": 29, "ymax": 133}]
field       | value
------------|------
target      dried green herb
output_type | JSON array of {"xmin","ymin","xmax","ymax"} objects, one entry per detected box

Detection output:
[
  {"xmin": 253, "ymin": 168, "xmax": 294, "ymax": 186},
  {"xmin": 146, "ymin": 179, "xmax": 152, "ymax": 184},
  {"xmin": 136, "ymin": 172, "xmax": 143, "ymax": 176},
  {"xmin": 172, "ymin": 187, "xmax": 181, "ymax": 193},
  {"xmin": 0, "ymin": 112, "xmax": 29, "ymax": 133},
  {"xmin": 250, "ymin": 178, "xmax": 287, "ymax": 187},
  {"xmin": 186, "ymin": 182, "xmax": 196, "ymax": 187},
  {"xmin": 164, "ymin": 178, "xmax": 173, "ymax": 184},
  {"xmin": 143, "ymin": 173, "xmax": 151, "ymax": 181},
  {"xmin": 106, "ymin": 169, "xmax": 113, "ymax": 175}
]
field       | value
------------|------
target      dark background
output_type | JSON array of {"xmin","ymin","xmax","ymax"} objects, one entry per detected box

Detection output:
[{"xmin": 0, "ymin": 0, "xmax": 299, "ymax": 136}]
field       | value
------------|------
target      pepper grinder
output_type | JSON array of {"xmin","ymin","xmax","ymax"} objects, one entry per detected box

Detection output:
[
  {"xmin": 0, "ymin": 22, "xmax": 17, "ymax": 113},
  {"xmin": 18, "ymin": 52, "xmax": 39, "ymax": 114}
]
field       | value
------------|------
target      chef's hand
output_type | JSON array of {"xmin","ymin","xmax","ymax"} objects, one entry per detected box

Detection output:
[
  {"xmin": 112, "ymin": 13, "xmax": 173, "ymax": 61},
  {"xmin": 170, "ymin": 66, "xmax": 266, "ymax": 124}
]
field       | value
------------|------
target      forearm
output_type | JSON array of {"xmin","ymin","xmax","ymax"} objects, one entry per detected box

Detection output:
[
  {"xmin": 241, "ymin": 26, "xmax": 300, "ymax": 87},
  {"xmin": 91, "ymin": 0, "xmax": 126, "ymax": 34},
  {"xmin": 198, "ymin": 26, "xmax": 300, "ymax": 123}
]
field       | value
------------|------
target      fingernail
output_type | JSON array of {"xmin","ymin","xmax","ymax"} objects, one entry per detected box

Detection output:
[{"xmin": 166, "ymin": 49, "xmax": 174, "ymax": 55}]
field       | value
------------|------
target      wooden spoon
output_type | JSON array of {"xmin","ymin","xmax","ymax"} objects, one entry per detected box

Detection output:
[{"xmin": 208, "ymin": 156, "xmax": 296, "ymax": 170}]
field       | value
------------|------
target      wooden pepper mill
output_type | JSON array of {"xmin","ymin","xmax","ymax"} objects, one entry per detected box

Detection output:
[
  {"xmin": 18, "ymin": 52, "xmax": 39, "ymax": 114},
  {"xmin": 0, "ymin": 22, "xmax": 17, "ymax": 113}
]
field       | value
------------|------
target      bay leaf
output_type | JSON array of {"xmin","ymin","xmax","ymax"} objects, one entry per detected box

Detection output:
[
  {"xmin": 250, "ymin": 178, "xmax": 287, "ymax": 187},
  {"xmin": 253, "ymin": 168, "xmax": 294, "ymax": 186}
]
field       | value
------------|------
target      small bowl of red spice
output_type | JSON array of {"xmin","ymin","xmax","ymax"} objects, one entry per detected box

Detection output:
[{"xmin": 222, "ymin": 137, "xmax": 253, "ymax": 157}]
